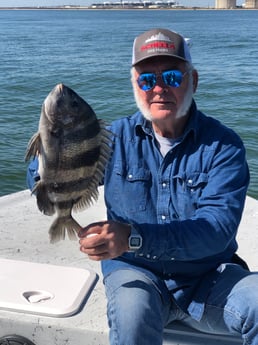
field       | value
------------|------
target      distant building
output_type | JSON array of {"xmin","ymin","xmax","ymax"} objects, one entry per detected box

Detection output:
[
  {"xmin": 215, "ymin": 0, "xmax": 236, "ymax": 8},
  {"xmin": 91, "ymin": 0, "xmax": 177, "ymax": 8},
  {"xmin": 244, "ymin": 0, "xmax": 258, "ymax": 8}
]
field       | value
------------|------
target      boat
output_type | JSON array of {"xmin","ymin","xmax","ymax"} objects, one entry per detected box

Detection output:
[{"xmin": 0, "ymin": 186, "xmax": 257, "ymax": 344}]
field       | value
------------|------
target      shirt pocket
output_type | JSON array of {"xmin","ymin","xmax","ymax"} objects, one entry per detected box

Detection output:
[
  {"xmin": 113, "ymin": 163, "xmax": 151, "ymax": 213},
  {"xmin": 173, "ymin": 172, "xmax": 208, "ymax": 218}
]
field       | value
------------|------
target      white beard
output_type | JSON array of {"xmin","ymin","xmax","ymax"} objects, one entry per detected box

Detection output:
[
  {"xmin": 131, "ymin": 69, "xmax": 194, "ymax": 121},
  {"xmin": 174, "ymin": 75, "xmax": 194, "ymax": 119},
  {"xmin": 132, "ymin": 79, "xmax": 152, "ymax": 121}
]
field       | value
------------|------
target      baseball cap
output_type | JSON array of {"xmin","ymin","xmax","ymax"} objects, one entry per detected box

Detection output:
[{"xmin": 132, "ymin": 28, "xmax": 192, "ymax": 66}]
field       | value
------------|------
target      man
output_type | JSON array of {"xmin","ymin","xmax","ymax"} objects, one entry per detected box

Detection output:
[
  {"xmin": 78, "ymin": 29, "xmax": 258, "ymax": 344},
  {"xmin": 27, "ymin": 29, "xmax": 258, "ymax": 344}
]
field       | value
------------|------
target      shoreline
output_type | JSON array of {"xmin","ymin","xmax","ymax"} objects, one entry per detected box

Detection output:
[{"xmin": 0, "ymin": 6, "xmax": 257, "ymax": 10}]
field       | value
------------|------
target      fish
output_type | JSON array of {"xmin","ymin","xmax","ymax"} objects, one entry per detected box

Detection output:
[{"xmin": 25, "ymin": 83, "xmax": 112, "ymax": 243}]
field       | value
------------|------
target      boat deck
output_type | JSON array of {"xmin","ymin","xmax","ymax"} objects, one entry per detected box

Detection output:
[{"xmin": 0, "ymin": 187, "xmax": 257, "ymax": 344}]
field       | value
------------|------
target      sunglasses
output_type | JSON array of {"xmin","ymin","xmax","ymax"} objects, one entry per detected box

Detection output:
[{"xmin": 137, "ymin": 69, "xmax": 188, "ymax": 92}]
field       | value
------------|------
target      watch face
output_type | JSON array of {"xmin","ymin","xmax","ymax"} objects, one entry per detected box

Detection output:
[{"xmin": 130, "ymin": 237, "xmax": 141, "ymax": 247}]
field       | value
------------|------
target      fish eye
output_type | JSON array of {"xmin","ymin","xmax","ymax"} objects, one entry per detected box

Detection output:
[{"xmin": 50, "ymin": 127, "xmax": 62, "ymax": 138}]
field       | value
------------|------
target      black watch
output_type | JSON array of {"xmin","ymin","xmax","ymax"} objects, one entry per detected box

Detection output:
[{"xmin": 128, "ymin": 227, "xmax": 142, "ymax": 252}]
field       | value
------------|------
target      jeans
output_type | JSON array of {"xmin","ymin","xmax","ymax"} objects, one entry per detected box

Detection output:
[{"xmin": 103, "ymin": 265, "xmax": 258, "ymax": 345}]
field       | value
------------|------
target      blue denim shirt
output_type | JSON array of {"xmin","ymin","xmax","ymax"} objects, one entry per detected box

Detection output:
[
  {"xmin": 26, "ymin": 101, "xmax": 249, "ymax": 321},
  {"xmin": 102, "ymin": 101, "xmax": 250, "ymax": 320}
]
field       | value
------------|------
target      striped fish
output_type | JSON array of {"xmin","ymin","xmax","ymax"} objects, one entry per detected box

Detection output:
[{"xmin": 25, "ymin": 83, "xmax": 112, "ymax": 243}]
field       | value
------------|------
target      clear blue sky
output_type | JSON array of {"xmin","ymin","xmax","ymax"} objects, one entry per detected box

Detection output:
[{"xmin": 0, "ymin": 0, "xmax": 244, "ymax": 7}]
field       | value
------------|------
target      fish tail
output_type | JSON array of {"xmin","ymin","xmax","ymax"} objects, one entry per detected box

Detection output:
[{"xmin": 49, "ymin": 216, "xmax": 82, "ymax": 243}]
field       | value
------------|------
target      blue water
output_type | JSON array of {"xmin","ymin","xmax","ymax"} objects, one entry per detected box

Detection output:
[{"xmin": 0, "ymin": 9, "xmax": 257, "ymax": 198}]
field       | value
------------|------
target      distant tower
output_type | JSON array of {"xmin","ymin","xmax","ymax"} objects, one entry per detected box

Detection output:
[
  {"xmin": 245, "ymin": 0, "xmax": 258, "ymax": 8},
  {"xmin": 215, "ymin": 0, "xmax": 236, "ymax": 8}
]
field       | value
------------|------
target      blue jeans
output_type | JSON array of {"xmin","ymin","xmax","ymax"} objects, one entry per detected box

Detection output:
[{"xmin": 103, "ymin": 265, "xmax": 258, "ymax": 345}]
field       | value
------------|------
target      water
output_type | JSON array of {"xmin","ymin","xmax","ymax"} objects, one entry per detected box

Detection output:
[{"xmin": 0, "ymin": 9, "xmax": 257, "ymax": 198}]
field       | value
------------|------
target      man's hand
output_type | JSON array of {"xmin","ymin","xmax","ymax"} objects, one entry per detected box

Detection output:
[{"xmin": 78, "ymin": 220, "xmax": 131, "ymax": 261}]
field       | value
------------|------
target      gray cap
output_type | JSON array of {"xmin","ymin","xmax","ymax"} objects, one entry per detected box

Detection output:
[{"xmin": 132, "ymin": 28, "xmax": 192, "ymax": 66}]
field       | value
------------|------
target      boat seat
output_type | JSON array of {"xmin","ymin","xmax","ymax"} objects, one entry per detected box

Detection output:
[{"xmin": 163, "ymin": 321, "xmax": 242, "ymax": 344}]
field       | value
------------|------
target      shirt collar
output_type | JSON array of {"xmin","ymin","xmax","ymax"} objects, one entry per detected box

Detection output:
[{"xmin": 135, "ymin": 114, "xmax": 153, "ymax": 137}]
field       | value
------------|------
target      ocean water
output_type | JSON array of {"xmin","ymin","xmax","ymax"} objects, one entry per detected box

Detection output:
[{"xmin": 0, "ymin": 9, "xmax": 257, "ymax": 198}]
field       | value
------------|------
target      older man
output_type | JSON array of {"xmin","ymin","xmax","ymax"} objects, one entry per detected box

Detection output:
[{"xmin": 79, "ymin": 28, "xmax": 258, "ymax": 345}]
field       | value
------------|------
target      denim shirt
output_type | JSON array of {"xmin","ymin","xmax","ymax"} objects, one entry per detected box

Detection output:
[
  {"xmin": 102, "ymin": 101, "xmax": 250, "ymax": 320},
  {"xmin": 26, "ymin": 101, "xmax": 249, "ymax": 320}
]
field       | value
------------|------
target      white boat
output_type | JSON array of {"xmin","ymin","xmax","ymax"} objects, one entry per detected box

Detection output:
[{"xmin": 0, "ymin": 187, "xmax": 257, "ymax": 344}]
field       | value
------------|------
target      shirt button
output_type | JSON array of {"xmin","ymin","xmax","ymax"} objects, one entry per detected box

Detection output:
[
  {"xmin": 170, "ymin": 257, "xmax": 175, "ymax": 260},
  {"xmin": 146, "ymin": 254, "xmax": 150, "ymax": 259},
  {"xmin": 128, "ymin": 174, "xmax": 133, "ymax": 179},
  {"xmin": 162, "ymin": 182, "xmax": 166, "ymax": 188},
  {"xmin": 152, "ymin": 256, "xmax": 157, "ymax": 260},
  {"xmin": 161, "ymin": 215, "xmax": 166, "ymax": 220}
]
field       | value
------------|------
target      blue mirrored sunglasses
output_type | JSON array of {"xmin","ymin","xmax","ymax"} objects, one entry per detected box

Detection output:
[{"xmin": 137, "ymin": 69, "xmax": 188, "ymax": 92}]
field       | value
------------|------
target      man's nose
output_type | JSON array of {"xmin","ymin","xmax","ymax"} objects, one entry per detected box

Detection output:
[{"xmin": 153, "ymin": 75, "xmax": 168, "ymax": 92}]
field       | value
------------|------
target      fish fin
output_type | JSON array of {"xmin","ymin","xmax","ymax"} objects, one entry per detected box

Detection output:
[
  {"xmin": 49, "ymin": 216, "xmax": 82, "ymax": 243},
  {"xmin": 25, "ymin": 132, "xmax": 42, "ymax": 161},
  {"xmin": 34, "ymin": 181, "xmax": 55, "ymax": 216},
  {"xmin": 73, "ymin": 189, "xmax": 99, "ymax": 211}
]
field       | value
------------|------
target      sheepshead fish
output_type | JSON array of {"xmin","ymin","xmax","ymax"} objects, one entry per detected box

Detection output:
[{"xmin": 25, "ymin": 83, "xmax": 111, "ymax": 243}]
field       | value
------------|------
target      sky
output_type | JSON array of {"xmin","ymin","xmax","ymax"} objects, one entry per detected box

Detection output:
[{"xmin": 0, "ymin": 0, "xmax": 244, "ymax": 7}]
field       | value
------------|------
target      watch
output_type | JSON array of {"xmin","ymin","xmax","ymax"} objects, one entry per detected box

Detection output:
[{"xmin": 128, "ymin": 226, "xmax": 142, "ymax": 252}]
